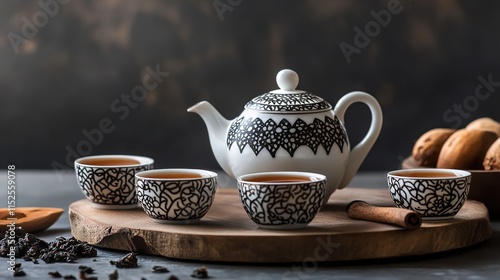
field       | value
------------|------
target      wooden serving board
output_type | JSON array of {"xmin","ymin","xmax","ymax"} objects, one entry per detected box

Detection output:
[{"xmin": 69, "ymin": 188, "xmax": 492, "ymax": 263}]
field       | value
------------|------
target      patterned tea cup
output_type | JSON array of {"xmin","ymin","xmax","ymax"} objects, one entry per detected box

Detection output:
[
  {"xmin": 135, "ymin": 169, "xmax": 218, "ymax": 224},
  {"xmin": 387, "ymin": 168, "xmax": 471, "ymax": 220},
  {"xmin": 74, "ymin": 155, "xmax": 154, "ymax": 209},
  {"xmin": 237, "ymin": 171, "xmax": 326, "ymax": 229}
]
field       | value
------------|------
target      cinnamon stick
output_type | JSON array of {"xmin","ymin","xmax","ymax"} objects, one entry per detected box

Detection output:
[{"xmin": 346, "ymin": 200, "xmax": 422, "ymax": 230}]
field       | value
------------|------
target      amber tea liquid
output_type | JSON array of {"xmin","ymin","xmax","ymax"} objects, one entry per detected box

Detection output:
[
  {"xmin": 79, "ymin": 158, "xmax": 141, "ymax": 166},
  {"xmin": 248, "ymin": 175, "xmax": 313, "ymax": 183},
  {"xmin": 396, "ymin": 171, "xmax": 456, "ymax": 178},
  {"xmin": 142, "ymin": 172, "xmax": 204, "ymax": 179}
]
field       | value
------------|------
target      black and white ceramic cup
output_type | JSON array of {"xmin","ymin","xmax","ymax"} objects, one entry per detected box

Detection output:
[
  {"xmin": 387, "ymin": 168, "xmax": 471, "ymax": 220},
  {"xmin": 74, "ymin": 155, "xmax": 154, "ymax": 209},
  {"xmin": 237, "ymin": 171, "xmax": 326, "ymax": 229},
  {"xmin": 135, "ymin": 169, "xmax": 218, "ymax": 224}
]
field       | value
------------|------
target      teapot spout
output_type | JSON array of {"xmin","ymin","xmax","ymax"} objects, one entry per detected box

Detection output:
[{"xmin": 187, "ymin": 101, "xmax": 232, "ymax": 176}]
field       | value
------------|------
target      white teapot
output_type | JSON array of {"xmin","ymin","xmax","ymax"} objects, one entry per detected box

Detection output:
[{"xmin": 188, "ymin": 69, "xmax": 383, "ymax": 204}]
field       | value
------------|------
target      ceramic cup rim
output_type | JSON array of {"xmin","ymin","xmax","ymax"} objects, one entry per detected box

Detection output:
[
  {"xmin": 135, "ymin": 168, "xmax": 218, "ymax": 181},
  {"xmin": 75, "ymin": 154, "xmax": 154, "ymax": 168},
  {"xmin": 237, "ymin": 171, "xmax": 327, "ymax": 185},
  {"xmin": 387, "ymin": 168, "xmax": 471, "ymax": 180}
]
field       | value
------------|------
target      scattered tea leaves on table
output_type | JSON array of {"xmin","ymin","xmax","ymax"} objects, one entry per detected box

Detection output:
[
  {"xmin": 191, "ymin": 266, "xmax": 209, "ymax": 278},
  {"xmin": 152, "ymin": 265, "xmax": 169, "ymax": 273},
  {"xmin": 79, "ymin": 273, "xmax": 98, "ymax": 280},
  {"xmin": 13, "ymin": 269, "xmax": 26, "ymax": 277},
  {"xmin": 3, "ymin": 229, "xmax": 214, "ymax": 279},
  {"xmin": 110, "ymin": 252, "xmax": 139, "ymax": 268},
  {"xmin": 78, "ymin": 265, "xmax": 95, "ymax": 274},
  {"xmin": 40, "ymin": 236, "xmax": 97, "ymax": 263},
  {"xmin": 48, "ymin": 271, "xmax": 62, "ymax": 278},
  {"xmin": 77, "ymin": 264, "xmax": 97, "ymax": 280},
  {"xmin": 13, "ymin": 263, "xmax": 22, "ymax": 269},
  {"xmin": 1, "ymin": 227, "xmax": 48, "ymax": 259},
  {"xmin": 109, "ymin": 269, "xmax": 119, "ymax": 280},
  {"xmin": 9, "ymin": 262, "xmax": 26, "ymax": 277},
  {"xmin": 0, "ymin": 227, "xmax": 97, "ymax": 263}
]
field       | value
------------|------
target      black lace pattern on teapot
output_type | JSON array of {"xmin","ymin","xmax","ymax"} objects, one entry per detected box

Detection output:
[
  {"xmin": 227, "ymin": 115, "xmax": 348, "ymax": 157},
  {"xmin": 245, "ymin": 92, "xmax": 332, "ymax": 112}
]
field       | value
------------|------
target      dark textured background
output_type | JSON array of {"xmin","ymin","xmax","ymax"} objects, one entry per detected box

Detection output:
[{"xmin": 1, "ymin": 0, "xmax": 500, "ymax": 173}]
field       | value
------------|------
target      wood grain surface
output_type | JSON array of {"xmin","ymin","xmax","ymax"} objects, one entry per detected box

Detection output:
[{"xmin": 69, "ymin": 188, "xmax": 492, "ymax": 263}]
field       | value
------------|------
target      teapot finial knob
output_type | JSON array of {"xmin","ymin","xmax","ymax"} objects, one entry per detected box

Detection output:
[{"xmin": 276, "ymin": 69, "xmax": 299, "ymax": 91}]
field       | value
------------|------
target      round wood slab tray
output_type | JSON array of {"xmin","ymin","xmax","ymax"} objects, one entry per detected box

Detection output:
[{"xmin": 69, "ymin": 188, "xmax": 492, "ymax": 263}]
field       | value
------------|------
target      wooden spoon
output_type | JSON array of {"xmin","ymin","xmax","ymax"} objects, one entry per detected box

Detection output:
[{"xmin": 0, "ymin": 207, "xmax": 64, "ymax": 233}]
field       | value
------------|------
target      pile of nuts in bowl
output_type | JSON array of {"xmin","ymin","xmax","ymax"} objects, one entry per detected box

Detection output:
[{"xmin": 411, "ymin": 117, "xmax": 500, "ymax": 170}]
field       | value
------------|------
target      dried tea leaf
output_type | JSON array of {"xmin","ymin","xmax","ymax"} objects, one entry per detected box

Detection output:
[
  {"xmin": 109, "ymin": 269, "xmax": 119, "ymax": 280},
  {"xmin": 110, "ymin": 252, "xmax": 138, "ymax": 268},
  {"xmin": 48, "ymin": 271, "xmax": 62, "ymax": 278},
  {"xmin": 191, "ymin": 266, "xmax": 209, "ymax": 278},
  {"xmin": 152, "ymin": 265, "xmax": 169, "ymax": 273}
]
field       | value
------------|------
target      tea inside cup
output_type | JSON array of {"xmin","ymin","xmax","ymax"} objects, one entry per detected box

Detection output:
[
  {"xmin": 74, "ymin": 155, "xmax": 154, "ymax": 209},
  {"xmin": 135, "ymin": 169, "xmax": 218, "ymax": 224},
  {"xmin": 237, "ymin": 171, "xmax": 326, "ymax": 229},
  {"xmin": 387, "ymin": 168, "xmax": 471, "ymax": 220}
]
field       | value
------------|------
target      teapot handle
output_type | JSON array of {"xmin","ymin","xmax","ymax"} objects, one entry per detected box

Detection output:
[{"xmin": 333, "ymin": 91, "xmax": 383, "ymax": 189}]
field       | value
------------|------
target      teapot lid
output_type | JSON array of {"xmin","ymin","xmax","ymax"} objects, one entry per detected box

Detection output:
[{"xmin": 244, "ymin": 69, "xmax": 332, "ymax": 113}]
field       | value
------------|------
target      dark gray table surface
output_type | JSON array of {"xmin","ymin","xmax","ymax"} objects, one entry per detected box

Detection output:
[{"xmin": 1, "ymin": 170, "xmax": 499, "ymax": 279}]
